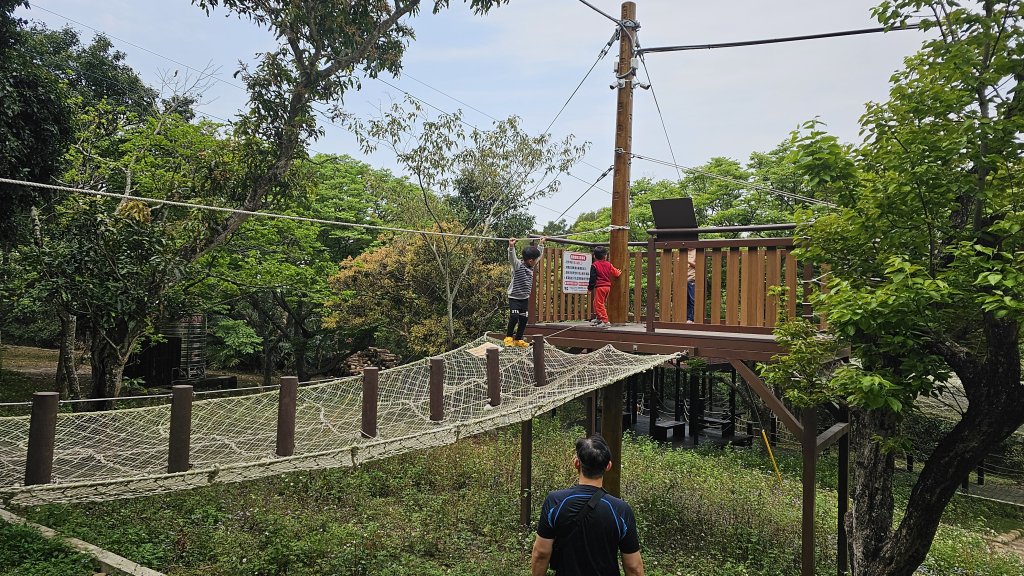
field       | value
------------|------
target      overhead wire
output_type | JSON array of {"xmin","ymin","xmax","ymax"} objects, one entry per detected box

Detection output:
[
  {"xmin": 0, "ymin": 176, "xmax": 624, "ymax": 242},
  {"xmin": 27, "ymin": 4, "xmax": 578, "ymax": 218},
  {"xmin": 637, "ymin": 24, "xmax": 922, "ymax": 55},
  {"xmin": 553, "ymin": 164, "xmax": 614, "ymax": 222},
  {"xmin": 630, "ymin": 152, "xmax": 836, "ymax": 207},
  {"xmin": 637, "ymin": 54, "xmax": 683, "ymax": 181}
]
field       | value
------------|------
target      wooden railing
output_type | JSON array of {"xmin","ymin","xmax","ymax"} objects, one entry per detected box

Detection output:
[
  {"xmin": 530, "ymin": 226, "xmax": 826, "ymax": 334},
  {"xmin": 644, "ymin": 237, "xmax": 811, "ymax": 334}
]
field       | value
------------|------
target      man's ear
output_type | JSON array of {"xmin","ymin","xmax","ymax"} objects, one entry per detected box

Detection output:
[
  {"xmin": 605, "ymin": 461, "xmax": 613, "ymax": 472},
  {"xmin": 572, "ymin": 456, "xmax": 581, "ymax": 470}
]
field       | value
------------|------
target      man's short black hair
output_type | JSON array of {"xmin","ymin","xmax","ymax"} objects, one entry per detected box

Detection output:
[
  {"xmin": 593, "ymin": 246, "xmax": 608, "ymax": 260},
  {"xmin": 523, "ymin": 245, "xmax": 541, "ymax": 261},
  {"xmin": 575, "ymin": 434, "xmax": 612, "ymax": 479}
]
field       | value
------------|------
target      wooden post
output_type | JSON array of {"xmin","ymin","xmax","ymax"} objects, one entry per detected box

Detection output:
[
  {"xmin": 430, "ymin": 357, "xmax": 444, "ymax": 422},
  {"xmin": 838, "ymin": 406, "xmax": 850, "ymax": 576},
  {"xmin": 648, "ymin": 370, "xmax": 658, "ymax": 438},
  {"xmin": 600, "ymin": 379, "xmax": 625, "ymax": 497},
  {"xmin": 978, "ymin": 460, "xmax": 985, "ymax": 486},
  {"xmin": 906, "ymin": 453, "xmax": 914, "ymax": 472},
  {"xmin": 24, "ymin": 391, "xmax": 59, "ymax": 486},
  {"xmin": 361, "ymin": 367, "xmax": 379, "ymax": 438},
  {"xmin": 674, "ymin": 365, "xmax": 682, "ymax": 425},
  {"xmin": 585, "ymin": 392, "xmax": 597, "ymax": 437},
  {"xmin": 533, "ymin": 336, "xmax": 546, "ymax": 387},
  {"xmin": 521, "ymin": 418, "xmax": 533, "ymax": 527},
  {"xmin": 688, "ymin": 368, "xmax": 701, "ymax": 446},
  {"xmin": 276, "ymin": 376, "xmax": 298, "ymax": 457},
  {"xmin": 646, "ymin": 237, "xmax": 656, "ymax": 332},
  {"xmin": 167, "ymin": 385, "xmax": 193, "ymax": 473},
  {"xmin": 801, "ymin": 407, "xmax": 818, "ymax": 576},
  {"xmin": 486, "ymin": 347, "xmax": 501, "ymax": 407},
  {"xmin": 608, "ymin": 1, "xmax": 638, "ymax": 325}
]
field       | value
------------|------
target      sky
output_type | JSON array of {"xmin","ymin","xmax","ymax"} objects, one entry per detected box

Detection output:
[{"xmin": 16, "ymin": 0, "xmax": 929, "ymax": 228}]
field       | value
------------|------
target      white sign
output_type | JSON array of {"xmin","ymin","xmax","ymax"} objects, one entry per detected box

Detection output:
[{"xmin": 562, "ymin": 251, "xmax": 592, "ymax": 294}]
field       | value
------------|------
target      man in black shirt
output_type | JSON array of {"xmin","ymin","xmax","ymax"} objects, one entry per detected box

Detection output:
[{"xmin": 531, "ymin": 435, "xmax": 644, "ymax": 576}]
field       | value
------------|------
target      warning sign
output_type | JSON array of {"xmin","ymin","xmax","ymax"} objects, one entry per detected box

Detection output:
[{"xmin": 562, "ymin": 251, "xmax": 592, "ymax": 294}]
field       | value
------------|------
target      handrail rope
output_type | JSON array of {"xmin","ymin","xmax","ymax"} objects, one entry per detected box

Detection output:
[{"xmin": 0, "ymin": 177, "xmax": 619, "ymax": 242}]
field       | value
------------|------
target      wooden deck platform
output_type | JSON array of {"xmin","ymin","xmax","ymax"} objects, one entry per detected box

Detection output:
[{"xmin": 527, "ymin": 321, "xmax": 783, "ymax": 361}]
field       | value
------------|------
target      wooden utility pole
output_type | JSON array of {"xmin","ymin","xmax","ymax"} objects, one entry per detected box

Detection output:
[{"xmin": 600, "ymin": 1, "xmax": 638, "ymax": 499}]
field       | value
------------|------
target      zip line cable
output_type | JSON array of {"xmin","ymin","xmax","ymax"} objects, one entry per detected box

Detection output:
[
  {"xmin": 575, "ymin": 0, "xmax": 622, "ymax": 26},
  {"xmin": 630, "ymin": 153, "xmax": 836, "ymax": 207},
  {"xmin": 638, "ymin": 24, "xmax": 922, "ymax": 55},
  {"xmin": 542, "ymin": 29, "xmax": 617, "ymax": 137},
  {"xmin": 553, "ymin": 164, "xmax": 615, "ymax": 222},
  {"xmin": 638, "ymin": 54, "xmax": 683, "ymax": 181},
  {"xmin": 31, "ymin": 4, "xmax": 611, "ymax": 208},
  {"xmin": 0, "ymin": 177, "xmax": 624, "ymax": 242}
]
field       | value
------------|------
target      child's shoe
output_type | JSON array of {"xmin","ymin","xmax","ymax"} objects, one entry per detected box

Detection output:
[
  {"xmin": 513, "ymin": 339, "xmax": 530, "ymax": 348},
  {"xmin": 503, "ymin": 336, "xmax": 515, "ymax": 346},
  {"xmin": 589, "ymin": 318, "xmax": 601, "ymax": 326}
]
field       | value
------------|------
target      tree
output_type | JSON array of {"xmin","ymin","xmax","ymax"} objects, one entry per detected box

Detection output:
[
  {"xmin": 770, "ymin": 3, "xmax": 1024, "ymax": 574},
  {"xmin": 202, "ymin": 154, "xmax": 414, "ymax": 384},
  {"xmin": 348, "ymin": 98, "xmax": 585, "ymax": 346}
]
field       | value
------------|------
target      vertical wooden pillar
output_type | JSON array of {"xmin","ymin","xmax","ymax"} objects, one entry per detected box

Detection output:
[
  {"xmin": 838, "ymin": 406, "xmax": 850, "ymax": 576},
  {"xmin": 430, "ymin": 357, "xmax": 445, "ymax": 422},
  {"xmin": 486, "ymin": 347, "xmax": 501, "ymax": 407},
  {"xmin": 276, "ymin": 376, "xmax": 298, "ymax": 457},
  {"xmin": 801, "ymin": 407, "xmax": 818, "ymax": 576},
  {"xmin": 648, "ymin": 370, "xmax": 658, "ymax": 438},
  {"xmin": 978, "ymin": 460, "xmax": 986, "ymax": 486},
  {"xmin": 646, "ymin": 237, "xmax": 657, "ymax": 332},
  {"xmin": 24, "ymin": 391, "xmax": 59, "ymax": 486},
  {"xmin": 533, "ymin": 336, "xmax": 546, "ymax": 387},
  {"xmin": 600, "ymin": 379, "xmax": 625, "ymax": 497},
  {"xmin": 168, "ymin": 385, "xmax": 193, "ymax": 473},
  {"xmin": 521, "ymin": 418, "xmax": 533, "ymax": 527},
  {"xmin": 608, "ymin": 1, "xmax": 638, "ymax": 325},
  {"xmin": 361, "ymin": 367, "xmax": 379, "ymax": 438},
  {"xmin": 585, "ymin": 392, "xmax": 597, "ymax": 437},
  {"xmin": 688, "ymin": 368, "xmax": 701, "ymax": 446}
]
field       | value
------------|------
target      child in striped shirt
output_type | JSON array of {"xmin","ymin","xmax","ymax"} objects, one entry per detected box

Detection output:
[{"xmin": 505, "ymin": 237, "xmax": 544, "ymax": 347}]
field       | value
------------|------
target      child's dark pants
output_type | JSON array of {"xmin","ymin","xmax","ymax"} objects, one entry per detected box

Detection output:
[{"xmin": 506, "ymin": 298, "xmax": 529, "ymax": 340}]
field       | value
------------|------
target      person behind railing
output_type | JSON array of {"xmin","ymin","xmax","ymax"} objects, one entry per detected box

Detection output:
[
  {"xmin": 686, "ymin": 248, "xmax": 696, "ymax": 323},
  {"xmin": 590, "ymin": 246, "xmax": 620, "ymax": 328}
]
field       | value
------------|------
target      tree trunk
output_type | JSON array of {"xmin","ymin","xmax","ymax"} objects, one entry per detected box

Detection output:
[
  {"xmin": 853, "ymin": 318, "xmax": 1024, "ymax": 576},
  {"xmin": 847, "ymin": 406, "xmax": 898, "ymax": 576},
  {"xmin": 261, "ymin": 336, "xmax": 276, "ymax": 388},
  {"xmin": 55, "ymin": 309, "xmax": 82, "ymax": 400},
  {"xmin": 89, "ymin": 332, "xmax": 126, "ymax": 411}
]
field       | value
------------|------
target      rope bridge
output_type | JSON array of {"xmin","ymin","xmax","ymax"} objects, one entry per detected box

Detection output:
[{"xmin": 0, "ymin": 336, "xmax": 677, "ymax": 506}]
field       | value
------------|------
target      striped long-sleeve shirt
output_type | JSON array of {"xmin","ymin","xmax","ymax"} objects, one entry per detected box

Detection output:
[{"xmin": 507, "ymin": 244, "xmax": 543, "ymax": 299}]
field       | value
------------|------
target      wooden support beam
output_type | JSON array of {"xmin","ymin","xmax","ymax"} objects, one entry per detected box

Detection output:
[
  {"xmin": 275, "ymin": 376, "xmax": 298, "ymax": 457},
  {"xmin": 815, "ymin": 422, "xmax": 849, "ymax": 457},
  {"xmin": 600, "ymin": 380, "xmax": 625, "ymax": 497},
  {"xmin": 361, "ymin": 367, "xmax": 379, "ymax": 438},
  {"xmin": 167, "ymin": 385, "xmax": 193, "ymax": 473},
  {"xmin": 486, "ymin": 347, "xmax": 501, "ymax": 407},
  {"xmin": 533, "ymin": 336, "xmax": 546, "ymax": 387},
  {"xmin": 429, "ymin": 357, "xmax": 444, "ymax": 422},
  {"xmin": 521, "ymin": 419, "xmax": 533, "ymax": 527},
  {"xmin": 801, "ymin": 407, "xmax": 818, "ymax": 576},
  {"xmin": 25, "ymin": 392, "xmax": 59, "ymax": 486},
  {"xmin": 838, "ymin": 406, "xmax": 850, "ymax": 576},
  {"xmin": 729, "ymin": 359, "xmax": 803, "ymax": 437}
]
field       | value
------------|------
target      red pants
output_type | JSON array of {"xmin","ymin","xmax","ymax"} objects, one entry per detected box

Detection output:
[{"xmin": 593, "ymin": 285, "xmax": 611, "ymax": 322}]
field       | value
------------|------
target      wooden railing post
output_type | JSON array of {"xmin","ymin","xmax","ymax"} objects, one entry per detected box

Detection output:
[
  {"xmin": 25, "ymin": 391, "xmax": 59, "ymax": 486},
  {"xmin": 429, "ymin": 357, "xmax": 444, "ymax": 422},
  {"xmin": 801, "ymin": 407, "xmax": 818, "ymax": 576},
  {"xmin": 646, "ymin": 237, "xmax": 657, "ymax": 332},
  {"xmin": 276, "ymin": 376, "xmax": 298, "ymax": 457},
  {"xmin": 533, "ymin": 336, "xmax": 546, "ymax": 387},
  {"xmin": 168, "ymin": 385, "xmax": 193, "ymax": 473},
  {"xmin": 361, "ymin": 367, "xmax": 379, "ymax": 438},
  {"xmin": 520, "ymin": 418, "xmax": 533, "ymax": 526},
  {"xmin": 486, "ymin": 347, "xmax": 501, "ymax": 407}
]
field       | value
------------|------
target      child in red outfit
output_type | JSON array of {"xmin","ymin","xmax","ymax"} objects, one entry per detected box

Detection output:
[{"xmin": 590, "ymin": 246, "xmax": 620, "ymax": 327}]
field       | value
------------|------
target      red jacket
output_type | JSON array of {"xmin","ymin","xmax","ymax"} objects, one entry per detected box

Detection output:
[{"xmin": 592, "ymin": 259, "xmax": 621, "ymax": 288}]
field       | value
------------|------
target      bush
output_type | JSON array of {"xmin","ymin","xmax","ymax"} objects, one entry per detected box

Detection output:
[{"xmin": 0, "ymin": 521, "xmax": 94, "ymax": 576}]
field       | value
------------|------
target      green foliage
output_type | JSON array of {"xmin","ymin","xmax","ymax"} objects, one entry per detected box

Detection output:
[
  {"xmin": 15, "ymin": 418, "xmax": 1019, "ymax": 576},
  {"xmin": 0, "ymin": 521, "xmax": 94, "ymax": 576}
]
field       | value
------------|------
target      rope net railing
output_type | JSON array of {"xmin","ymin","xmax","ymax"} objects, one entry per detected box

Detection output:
[{"xmin": 0, "ymin": 336, "xmax": 677, "ymax": 506}]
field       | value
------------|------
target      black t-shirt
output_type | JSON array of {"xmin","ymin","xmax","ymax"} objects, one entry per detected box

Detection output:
[{"xmin": 536, "ymin": 484, "xmax": 640, "ymax": 576}]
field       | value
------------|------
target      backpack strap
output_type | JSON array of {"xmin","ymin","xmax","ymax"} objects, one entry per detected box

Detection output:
[{"xmin": 560, "ymin": 488, "xmax": 605, "ymax": 541}]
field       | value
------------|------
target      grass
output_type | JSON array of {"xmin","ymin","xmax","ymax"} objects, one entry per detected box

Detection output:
[
  {"xmin": 2, "ymin": 414, "xmax": 1019, "ymax": 576},
  {"xmin": 0, "ymin": 521, "xmax": 95, "ymax": 576}
]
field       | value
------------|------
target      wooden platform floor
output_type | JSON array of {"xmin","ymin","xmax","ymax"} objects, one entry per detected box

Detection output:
[{"xmin": 528, "ymin": 321, "xmax": 783, "ymax": 361}]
